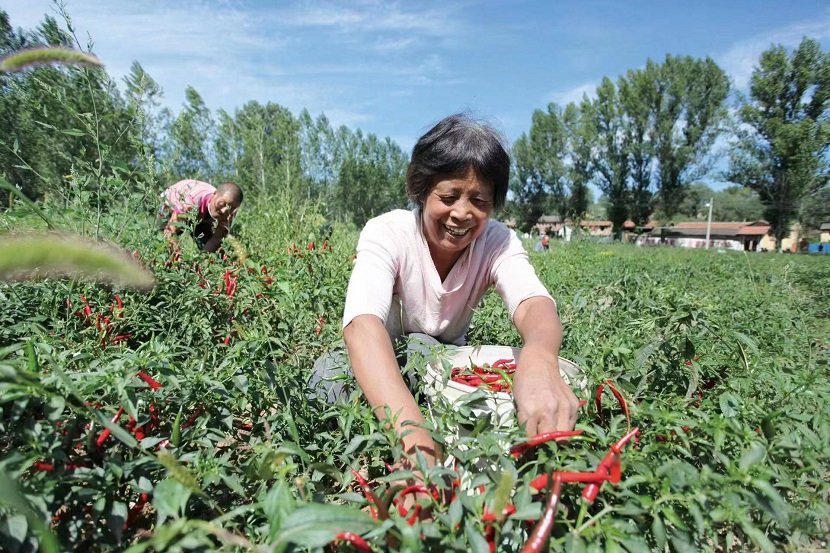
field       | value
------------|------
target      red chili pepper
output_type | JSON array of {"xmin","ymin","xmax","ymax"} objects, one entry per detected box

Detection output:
[
  {"xmin": 335, "ymin": 532, "xmax": 372, "ymax": 552},
  {"xmin": 521, "ymin": 472, "xmax": 562, "ymax": 553},
  {"xmin": 135, "ymin": 371, "xmax": 163, "ymax": 391},
  {"xmin": 351, "ymin": 469, "xmax": 389, "ymax": 520},
  {"xmin": 529, "ymin": 470, "xmax": 610, "ymax": 491},
  {"xmin": 510, "ymin": 430, "xmax": 583, "ymax": 458},
  {"xmin": 481, "ymin": 504, "xmax": 517, "ymax": 522},
  {"xmin": 406, "ymin": 504, "xmax": 422, "ymax": 526},
  {"xmin": 96, "ymin": 407, "xmax": 125, "ymax": 448},
  {"xmin": 181, "ymin": 407, "xmax": 204, "ymax": 430},
  {"xmin": 595, "ymin": 380, "xmax": 630, "ymax": 428},
  {"xmin": 114, "ymin": 294, "xmax": 123, "ymax": 311},
  {"xmin": 125, "ymin": 493, "xmax": 149, "ymax": 530},
  {"xmin": 111, "ymin": 334, "xmax": 132, "ymax": 343},
  {"xmin": 32, "ymin": 462, "xmax": 86, "ymax": 472},
  {"xmin": 307, "ymin": 242, "xmax": 315, "ymax": 251},
  {"xmin": 80, "ymin": 295, "xmax": 92, "ymax": 318}
]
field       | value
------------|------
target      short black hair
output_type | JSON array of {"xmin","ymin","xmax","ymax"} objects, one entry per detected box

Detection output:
[
  {"xmin": 217, "ymin": 182, "xmax": 243, "ymax": 205},
  {"xmin": 406, "ymin": 113, "xmax": 510, "ymax": 208}
]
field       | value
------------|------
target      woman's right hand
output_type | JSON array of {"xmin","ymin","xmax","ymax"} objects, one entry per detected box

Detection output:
[{"xmin": 344, "ymin": 314, "xmax": 439, "ymax": 461}]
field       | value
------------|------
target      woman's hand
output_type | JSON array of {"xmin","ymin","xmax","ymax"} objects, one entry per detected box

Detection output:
[
  {"xmin": 344, "ymin": 315, "xmax": 440, "ymax": 466},
  {"xmin": 512, "ymin": 297, "xmax": 579, "ymax": 435},
  {"xmin": 512, "ymin": 352, "xmax": 579, "ymax": 434}
]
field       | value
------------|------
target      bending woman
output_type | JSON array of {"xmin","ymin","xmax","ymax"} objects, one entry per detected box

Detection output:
[{"xmin": 314, "ymin": 113, "xmax": 579, "ymax": 469}]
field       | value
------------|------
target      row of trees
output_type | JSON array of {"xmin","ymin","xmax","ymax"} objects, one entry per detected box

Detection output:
[
  {"xmin": 1, "ymin": 8, "xmax": 828, "ymax": 244},
  {"xmin": 510, "ymin": 39, "xmax": 830, "ymax": 246},
  {"xmin": 0, "ymin": 9, "xmax": 407, "ymax": 228}
]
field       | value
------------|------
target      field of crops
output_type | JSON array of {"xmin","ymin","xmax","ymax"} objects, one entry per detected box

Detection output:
[{"xmin": 1, "ymin": 198, "xmax": 829, "ymax": 553}]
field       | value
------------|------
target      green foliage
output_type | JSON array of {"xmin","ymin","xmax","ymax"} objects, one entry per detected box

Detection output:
[
  {"xmin": 511, "ymin": 104, "xmax": 568, "ymax": 231},
  {"xmin": 728, "ymin": 37, "xmax": 830, "ymax": 249},
  {"xmin": 651, "ymin": 55, "xmax": 730, "ymax": 217},
  {"xmin": 2, "ymin": 9, "xmax": 830, "ymax": 552},
  {"xmin": 590, "ymin": 77, "xmax": 630, "ymax": 236},
  {"xmin": 3, "ymin": 194, "xmax": 829, "ymax": 551},
  {"xmin": 669, "ymin": 183, "xmax": 765, "ymax": 223}
]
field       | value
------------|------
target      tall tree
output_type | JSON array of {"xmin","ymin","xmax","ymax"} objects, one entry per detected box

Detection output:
[
  {"xmin": 589, "ymin": 77, "xmax": 630, "ymax": 237},
  {"xmin": 653, "ymin": 55, "xmax": 729, "ymax": 217},
  {"xmin": 213, "ymin": 108, "xmax": 241, "ymax": 183},
  {"xmin": 333, "ymin": 132, "xmax": 406, "ymax": 227},
  {"xmin": 298, "ymin": 109, "xmax": 337, "ymax": 200},
  {"xmin": 619, "ymin": 62, "xmax": 659, "ymax": 225},
  {"xmin": 562, "ymin": 101, "xmax": 593, "ymax": 219},
  {"xmin": 123, "ymin": 61, "xmax": 163, "ymax": 147},
  {"xmin": 166, "ymin": 86, "xmax": 215, "ymax": 180},
  {"xmin": 232, "ymin": 100, "xmax": 301, "ymax": 199},
  {"xmin": 728, "ymin": 37, "xmax": 830, "ymax": 249},
  {"xmin": 510, "ymin": 105, "xmax": 568, "ymax": 231}
]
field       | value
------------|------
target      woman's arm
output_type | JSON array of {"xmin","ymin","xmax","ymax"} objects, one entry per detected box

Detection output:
[
  {"xmin": 204, "ymin": 224, "xmax": 228, "ymax": 253},
  {"xmin": 344, "ymin": 314, "xmax": 438, "ymax": 466},
  {"xmin": 163, "ymin": 211, "xmax": 183, "ymax": 258},
  {"xmin": 512, "ymin": 296, "xmax": 579, "ymax": 435}
]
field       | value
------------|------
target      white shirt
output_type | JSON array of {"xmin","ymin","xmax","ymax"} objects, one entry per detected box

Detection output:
[{"xmin": 343, "ymin": 209, "xmax": 555, "ymax": 345}]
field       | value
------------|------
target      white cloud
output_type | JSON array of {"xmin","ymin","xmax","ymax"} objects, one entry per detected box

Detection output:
[
  {"xmin": 272, "ymin": 1, "xmax": 464, "ymax": 36},
  {"xmin": 5, "ymin": 0, "xmax": 465, "ymax": 130},
  {"xmin": 546, "ymin": 81, "xmax": 597, "ymax": 107},
  {"xmin": 718, "ymin": 12, "xmax": 830, "ymax": 90}
]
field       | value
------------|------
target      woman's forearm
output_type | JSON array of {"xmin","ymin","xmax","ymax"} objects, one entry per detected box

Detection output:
[
  {"xmin": 344, "ymin": 315, "xmax": 436, "ymax": 460},
  {"xmin": 512, "ymin": 296, "xmax": 579, "ymax": 433}
]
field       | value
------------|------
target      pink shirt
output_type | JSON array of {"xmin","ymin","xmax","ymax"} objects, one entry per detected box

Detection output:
[
  {"xmin": 162, "ymin": 180, "xmax": 215, "ymax": 215},
  {"xmin": 161, "ymin": 180, "xmax": 236, "ymax": 227},
  {"xmin": 343, "ymin": 209, "xmax": 555, "ymax": 346}
]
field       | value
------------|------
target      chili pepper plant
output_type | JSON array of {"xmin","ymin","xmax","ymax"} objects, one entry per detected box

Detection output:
[{"xmin": 1, "ymin": 195, "xmax": 829, "ymax": 552}]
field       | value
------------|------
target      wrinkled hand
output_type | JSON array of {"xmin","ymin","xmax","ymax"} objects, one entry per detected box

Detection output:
[{"xmin": 512, "ymin": 357, "xmax": 579, "ymax": 436}]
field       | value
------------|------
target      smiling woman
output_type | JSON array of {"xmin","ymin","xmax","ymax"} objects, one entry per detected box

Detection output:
[{"xmin": 308, "ymin": 113, "xmax": 580, "ymax": 475}]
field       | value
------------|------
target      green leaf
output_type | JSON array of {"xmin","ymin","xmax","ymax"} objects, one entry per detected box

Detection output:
[
  {"xmin": 0, "ymin": 47, "xmax": 103, "ymax": 72},
  {"xmin": 1, "ymin": 514, "xmax": 27, "ymax": 552},
  {"xmin": 0, "ymin": 471, "xmax": 59, "ymax": 553},
  {"xmin": 739, "ymin": 518, "xmax": 775, "ymax": 553},
  {"xmin": 738, "ymin": 443, "xmax": 766, "ymax": 469},
  {"xmin": 448, "ymin": 496, "xmax": 463, "ymax": 528},
  {"xmin": 565, "ymin": 532, "xmax": 586, "ymax": 553},
  {"xmin": 464, "ymin": 523, "xmax": 491, "ymax": 553},
  {"xmin": 274, "ymin": 503, "xmax": 377, "ymax": 548},
  {"xmin": 152, "ymin": 478, "xmax": 192, "ymax": 522},
  {"xmin": 651, "ymin": 514, "xmax": 667, "ymax": 549},
  {"xmin": 95, "ymin": 410, "xmax": 138, "ymax": 449},
  {"xmin": 491, "ymin": 470, "xmax": 516, "ymax": 522},
  {"xmin": 106, "ymin": 501, "xmax": 128, "ymax": 542},
  {"xmin": 718, "ymin": 392, "xmax": 739, "ymax": 418}
]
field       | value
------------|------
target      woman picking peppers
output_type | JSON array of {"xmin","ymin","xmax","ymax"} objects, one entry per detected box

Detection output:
[{"xmin": 309, "ymin": 113, "xmax": 579, "ymax": 470}]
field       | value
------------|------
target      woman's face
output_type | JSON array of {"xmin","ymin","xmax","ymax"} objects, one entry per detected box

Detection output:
[
  {"xmin": 209, "ymin": 192, "xmax": 238, "ymax": 222},
  {"xmin": 422, "ymin": 168, "xmax": 494, "ymax": 260}
]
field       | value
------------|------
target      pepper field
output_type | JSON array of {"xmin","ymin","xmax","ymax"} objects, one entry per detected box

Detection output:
[{"xmin": 1, "ymin": 197, "xmax": 829, "ymax": 553}]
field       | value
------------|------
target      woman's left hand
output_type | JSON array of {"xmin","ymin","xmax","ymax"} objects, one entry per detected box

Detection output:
[
  {"xmin": 512, "ymin": 353, "xmax": 579, "ymax": 435},
  {"xmin": 511, "ymin": 297, "xmax": 578, "ymax": 435}
]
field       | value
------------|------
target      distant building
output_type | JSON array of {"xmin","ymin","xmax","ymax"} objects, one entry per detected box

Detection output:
[
  {"xmin": 637, "ymin": 221, "xmax": 799, "ymax": 251},
  {"xmin": 821, "ymin": 222, "xmax": 830, "ymax": 243}
]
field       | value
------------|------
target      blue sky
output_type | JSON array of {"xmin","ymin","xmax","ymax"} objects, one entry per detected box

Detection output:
[{"xmin": 5, "ymin": 0, "xmax": 830, "ymax": 180}]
